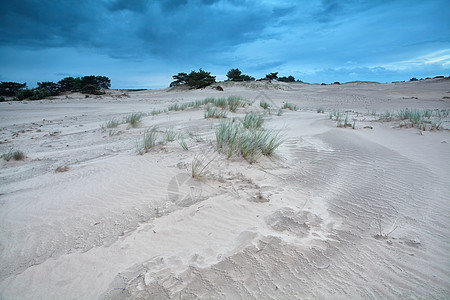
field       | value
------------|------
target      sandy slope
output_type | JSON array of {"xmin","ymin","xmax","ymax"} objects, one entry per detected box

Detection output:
[{"xmin": 0, "ymin": 79, "xmax": 449, "ymax": 299}]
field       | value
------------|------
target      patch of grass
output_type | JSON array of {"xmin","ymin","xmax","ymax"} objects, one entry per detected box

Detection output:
[
  {"xmin": 204, "ymin": 105, "xmax": 228, "ymax": 119},
  {"xmin": 191, "ymin": 153, "xmax": 215, "ymax": 179},
  {"xmin": 227, "ymin": 96, "xmax": 247, "ymax": 112},
  {"xmin": 168, "ymin": 104, "xmax": 180, "ymax": 111},
  {"xmin": 137, "ymin": 126, "xmax": 158, "ymax": 154},
  {"xmin": 164, "ymin": 128, "xmax": 177, "ymax": 143},
  {"xmin": 214, "ymin": 98, "xmax": 228, "ymax": 109},
  {"xmin": 317, "ymin": 108, "xmax": 324, "ymax": 113},
  {"xmin": 151, "ymin": 109, "xmax": 163, "ymax": 116},
  {"xmin": 101, "ymin": 118, "xmax": 120, "ymax": 130},
  {"xmin": 243, "ymin": 112, "xmax": 264, "ymax": 129},
  {"xmin": 177, "ymin": 137, "xmax": 189, "ymax": 150},
  {"xmin": 282, "ymin": 102, "xmax": 298, "ymax": 111},
  {"xmin": 260, "ymin": 101, "xmax": 270, "ymax": 110},
  {"xmin": 125, "ymin": 112, "xmax": 143, "ymax": 128},
  {"xmin": 215, "ymin": 120, "xmax": 284, "ymax": 163},
  {"xmin": 2, "ymin": 149, "xmax": 25, "ymax": 161}
]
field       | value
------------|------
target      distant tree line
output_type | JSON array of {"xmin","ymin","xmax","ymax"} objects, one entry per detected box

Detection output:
[
  {"xmin": 170, "ymin": 68, "xmax": 302, "ymax": 89},
  {"xmin": 0, "ymin": 75, "xmax": 111, "ymax": 101}
]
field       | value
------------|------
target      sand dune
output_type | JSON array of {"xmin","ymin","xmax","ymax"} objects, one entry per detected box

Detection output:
[{"xmin": 0, "ymin": 79, "xmax": 449, "ymax": 299}]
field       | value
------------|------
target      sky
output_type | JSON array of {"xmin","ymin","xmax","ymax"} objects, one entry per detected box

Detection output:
[{"xmin": 0, "ymin": 0, "xmax": 449, "ymax": 89}]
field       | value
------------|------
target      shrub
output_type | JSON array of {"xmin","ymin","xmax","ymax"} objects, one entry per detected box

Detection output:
[
  {"xmin": 264, "ymin": 72, "xmax": 278, "ymax": 82},
  {"xmin": 82, "ymin": 84, "xmax": 100, "ymax": 95},
  {"xmin": 170, "ymin": 69, "xmax": 216, "ymax": 89},
  {"xmin": 0, "ymin": 82, "xmax": 27, "ymax": 97},
  {"xmin": 15, "ymin": 89, "xmax": 34, "ymax": 100},
  {"xmin": 278, "ymin": 75, "xmax": 295, "ymax": 82},
  {"xmin": 226, "ymin": 68, "xmax": 255, "ymax": 82}
]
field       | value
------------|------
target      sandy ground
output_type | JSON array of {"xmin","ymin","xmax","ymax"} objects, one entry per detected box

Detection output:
[{"xmin": 0, "ymin": 79, "xmax": 449, "ymax": 299}]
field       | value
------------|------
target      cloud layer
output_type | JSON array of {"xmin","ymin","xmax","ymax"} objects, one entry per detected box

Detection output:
[{"xmin": 0, "ymin": 0, "xmax": 449, "ymax": 88}]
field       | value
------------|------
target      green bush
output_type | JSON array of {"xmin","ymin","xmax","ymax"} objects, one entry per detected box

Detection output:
[
  {"xmin": 15, "ymin": 89, "xmax": 34, "ymax": 100},
  {"xmin": 170, "ymin": 69, "xmax": 216, "ymax": 89},
  {"xmin": 226, "ymin": 68, "xmax": 255, "ymax": 82}
]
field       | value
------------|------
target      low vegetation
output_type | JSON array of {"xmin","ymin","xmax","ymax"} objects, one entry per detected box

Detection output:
[
  {"xmin": 136, "ymin": 126, "xmax": 158, "ymax": 154},
  {"xmin": 243, "ymin": 112, "xmax": 264, "ymax": 129},
  {"xmin": 282, "ymin": 102, "xmax": 298, "ymax": 111},
  {"xmin": 215, "ymin": 120, "xmax": 284, "ymax": 163},
  {"xmin": 2, "ymin": 150, "xmax": 25, "ymax": 161},
  {"xmin": 260, "ymin": 101, "xmax": 270, "ymax": 110},
  {"xmin": 204, "ymin": 105, "xmax": 228, "ymax": 119},
  {"xmin": 125, "ymin": 112, "xmax": 143, "ymax": 128},
  {"xmin": 191, "ymin": 154, "xmax": 215, "ymax": 179}
]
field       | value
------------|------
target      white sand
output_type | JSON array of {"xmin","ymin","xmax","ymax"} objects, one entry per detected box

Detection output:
[{"xmin": 0, "ymin": 79, "xmax": 449, "ymax": 299}]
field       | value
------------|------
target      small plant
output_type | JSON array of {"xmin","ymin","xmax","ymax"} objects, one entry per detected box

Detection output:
[
  {"xmin": 227, "ymin": 96, "xmax": 241, "ymax": 112},
  {"xmin": 375, "ymin": 214, "xmax": 398, "ymax": 239},
  {"xmin": 282, "ymin": 102, "xmax": 298, "ymax": 111},
  {"xmin": 2, "ymin": 149, "xmax": 25, "ymax": 161},
  {"xmin": 101, "ymin": 118, "xmax": 120, "ymax": 130},
  {"xmin": 137, "ymin": 126, "xmax": 158, "ymax": 154},
  {"xmin": 178, "ymin": 137, "xmax": 189, "ymax": 150},
  {"xmin": 317, "ymin": 108, "xmax": 324, "ymax": 113},
  {"xmin": 214, "ymin": 98, "xmax": 227, "ymax": 109},
  {"xmin": 151, "ymin": 109, "xmax": 163, "ymax": 116},
  {"xmin": 260, "ymin": 101, "xmax": 270, "ymax": 110},
  {"xmin": 164, "ymin": 129, "xmax": 177, "ymax": 143},
  {"xmin": 243, "ymin": 112, "xmax": 264, "ymax": 129},
  {"xmin": 204, "ymin": 105, "xmax": 228, "ymax": 118},
  {"xmin": 125, "ymin": 112, "xmax": 143, "ymax": 128},
  {"xmin": 191, "ymin": 153, "xmax": 215, "ymax": 179},
  {"xmin": 215, "ymin": 120, "xmax": 284, "ymax": 163}
]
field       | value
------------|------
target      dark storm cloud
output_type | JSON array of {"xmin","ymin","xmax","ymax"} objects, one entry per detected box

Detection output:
[{"xmin": 0, "ymin": 0, "xmax": 290, "ymax": 62}]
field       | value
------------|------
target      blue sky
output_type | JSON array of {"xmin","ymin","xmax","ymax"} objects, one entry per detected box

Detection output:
[{"xmin": 0, "ymin": 0, "xmax": 449, "ymax": 89}]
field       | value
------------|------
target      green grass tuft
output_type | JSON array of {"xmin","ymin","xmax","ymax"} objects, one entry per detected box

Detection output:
[
  {"xmin": 215, "ymin": 120, "xmax": 284, "ymax": 163},
  {"xmin": 282, "ymin": 102, "xmax": 298, "ymax": 111},
  {"xmin": 243, "ymin": 112, "xmax": 264, "ymax": 129},
  {"xmin": 125, "ymin": 112, "xmax": 143, "ymax": 128},
  {"xmin": 204, "ymin": 105, "xmax": 228, "ymax": 119},
  {"xmin": 137, "ymin": 126, "xmax": 158, "ymax": 154},
  {"xmin": 2, "ymin": 149, "xmax": 25, "ymax": 161}
]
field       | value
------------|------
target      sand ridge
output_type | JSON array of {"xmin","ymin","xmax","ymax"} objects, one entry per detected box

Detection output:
[{"xmin": 0, "ymin": 79, "xmax": 449, "ymax": 299}]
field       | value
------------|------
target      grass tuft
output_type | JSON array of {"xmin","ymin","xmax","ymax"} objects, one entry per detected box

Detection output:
[
  {"xmin": 125, "ymin": 112, "xmax": 143, "ymax": 128},
  {"xmin": 2, "ymin": 149, "xmax": 25, "ymax": 161},
  {"xmin": 204, "ymin": 105, "xmax": 228, "ymax": 118},
  {"xmin": 137, "ymin": 126, "xmax": 158, "ymax": 154},
  {"xmin": 215, "ymin": 120, "xmax": 284, "ymax": 163},
  {"xmin": 243, "ymin": 112, "xmax": 264, "ymax": 129},
  {"xmin": 191, "ymin": 154, "xmax": 214, "ymax": 179},
  {"xmin": 260, "ymin": 101, "xmax": 270, "ymax": 110},
  {"xmin": 282, "ymin": 102, "xmax": 298, "ymax": 111}
]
